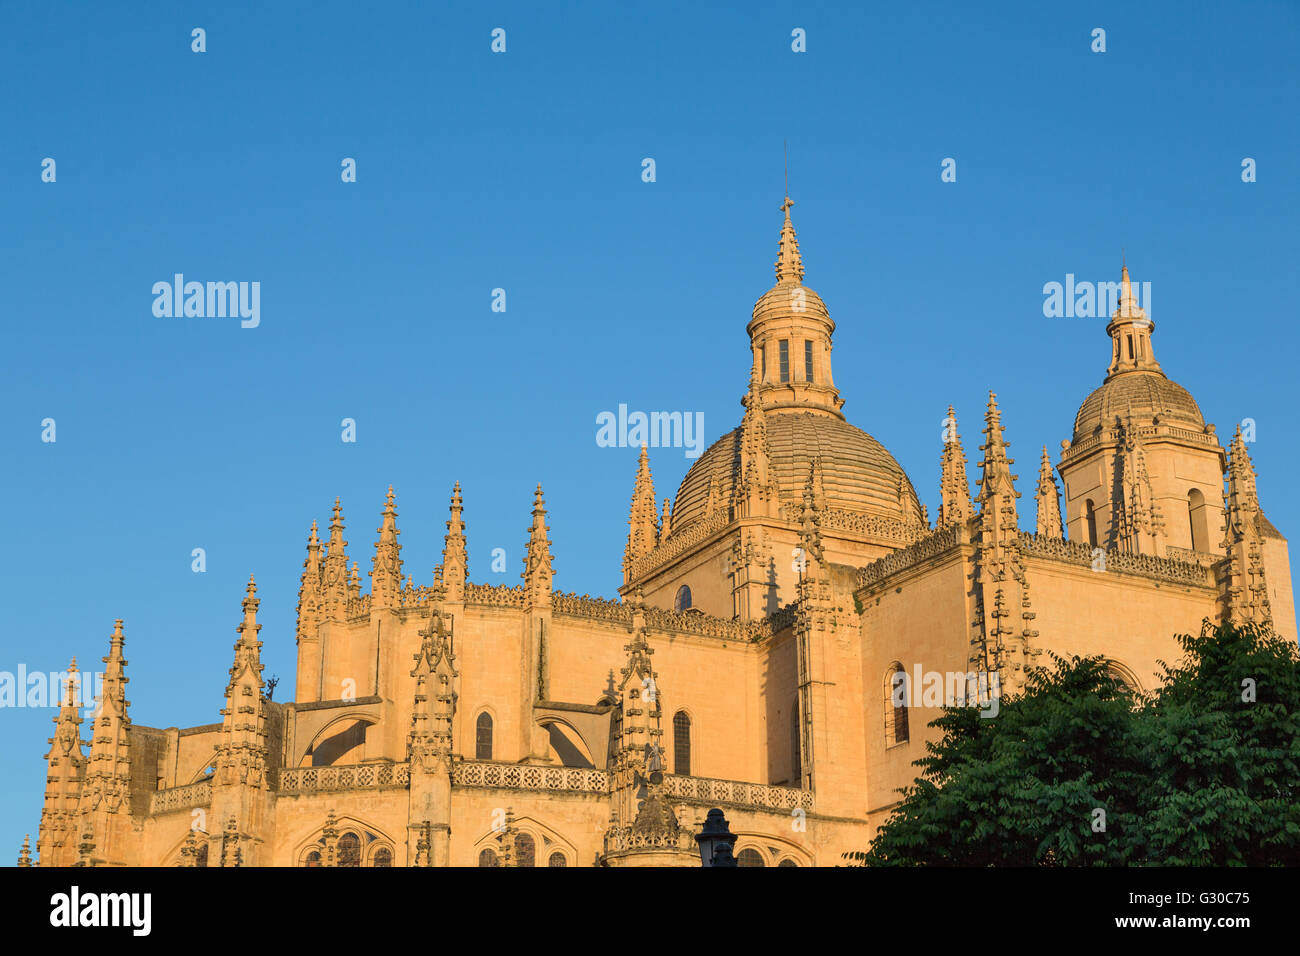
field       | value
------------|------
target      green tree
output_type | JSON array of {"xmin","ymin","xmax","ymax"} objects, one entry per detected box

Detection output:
[{"xmin": 850, "ymin": 622, "xmax": 1300, "ymax": 866}]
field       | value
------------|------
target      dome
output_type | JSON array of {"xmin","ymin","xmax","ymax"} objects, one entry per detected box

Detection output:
[
  {"xmin": 1073, "ymin": 370, "xmax": 1205, "ymax": 441},
  {"xmin": 671, "ymin": 412, "xmax": 924, "ymax": 531},
  {"xmin": 749, "ymin": 282, "xmax": 831, "ymax": 329}
]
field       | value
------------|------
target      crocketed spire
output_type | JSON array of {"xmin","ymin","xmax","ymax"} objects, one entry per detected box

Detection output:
[{"xmin": 774, "ymin": 196, "xmax": 804, "ymax": 283}]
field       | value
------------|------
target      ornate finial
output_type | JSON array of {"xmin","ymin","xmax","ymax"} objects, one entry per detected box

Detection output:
[
  {"xmin": 17, "ymin": 835, "xmax": 32, "ymax": 867},
  {"xmin": 774, "ymin": 195, "xmax": 804, "ymax": 283}
]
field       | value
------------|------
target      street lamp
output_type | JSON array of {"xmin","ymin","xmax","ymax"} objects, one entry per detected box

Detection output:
[{"xmin": 696, "ymin": 808, "xmax": 738, "ymax": 867}]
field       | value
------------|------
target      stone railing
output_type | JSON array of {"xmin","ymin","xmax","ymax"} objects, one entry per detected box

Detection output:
[
  {"xmin": 553, "ymin": 592, "xmax": 635, "ymax": 626},
  {"xmin": 149, "ymin": 779, "xmax": 212, "ymax": 815},
  {"xmin": 452, "ymin": 761, "xmax": 609, "ymax": 795},
  {"xmin": 814, "ymin": 507, "xmax": 928, "ymax": 546},
  {"xmin": 630, "ymin": 509, "xmax": 730, "ymax": 581},
  {"xmin": 277, "ymin": 763, "xmax": 411, "ymax": 795},
  {"xmin": 1018, "ymin": 533, "xmax": 1213, "ymax": 587},
  {"xmin": 856, "ymin": 522, "xmax": 964, "ymax": 591},
  {"xmin": 1164, "ymin": 546, "xmax": 1219, "ymax": 568},
  {"xmin": 661, "ymin": 773, "xmax": 814, "ymax": 812},
  {"xmin": 602, "ymin": 824, "xmax": 696, "ymax": 855},
  {"xmin": 465, "ymin": 583, "xmax": 526, "ymax": 608}
]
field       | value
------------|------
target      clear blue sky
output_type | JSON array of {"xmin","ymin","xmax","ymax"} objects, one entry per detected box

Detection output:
[{"xmin": 2, "ymin": 0, "xmax": 1297, "ymax": 857}]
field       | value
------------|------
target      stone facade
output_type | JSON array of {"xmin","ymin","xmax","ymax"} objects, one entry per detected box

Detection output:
[{"xmin": 27, "ymin": 199, "xmax": 1295, "ymax": 867}]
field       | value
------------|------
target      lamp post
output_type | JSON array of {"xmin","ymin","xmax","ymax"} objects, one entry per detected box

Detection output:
[{"xmin": 696, "ymin": 808, "xmax": 738, "ymax": 867}]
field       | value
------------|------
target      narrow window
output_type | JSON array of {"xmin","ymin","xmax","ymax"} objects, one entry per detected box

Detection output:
[
  {"xmin": 673, "ymin": 710, "xmax": 691, "ymax": 775},
  {"xmin": 760, "ymin": 344, "xmax": 766, "ymax": 379},
  {"xmin": 886, "ymin": 665, "xmax": 909, "ymax": 745},
  {"xmin": 779, "ymin": 340, "xmax": 790, "ymax": 382},
  {"xmin": 804, "ymin": 340, "xmax": 814, "ymax": 382},
  {"xmin": 476, "ymin": 712, "xmax": 493, "ymax": 760},
  {"xmin": 1085, "ymin": 500, "xmax": 1098, "ymax": 548},
  {"xmin": 338, "ymin": 832, "xmax": 361, "ymax": 867},
  {"xmin": 515, "ymin": 833, "xmax": 536, "ymax": 868},
  {"xmin": 674, "ymin": 585, "xmax": 692, "ymax": 611},
  {"xmin": 1126, "ymin": 334, "xmax": 1134, "ymax": 359}
]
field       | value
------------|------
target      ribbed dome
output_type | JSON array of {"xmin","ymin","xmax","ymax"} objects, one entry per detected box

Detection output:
[
  {"xmin": 750, "ymin": 282, "xmax": 831, "ymax": 328},
  {"xmin": 671, "ymin": 412, "xmax": 923, "ymax": 531},
  {"xmin": 1073, "ymin": 371, "xmax": 1205, "ymax": 440}
]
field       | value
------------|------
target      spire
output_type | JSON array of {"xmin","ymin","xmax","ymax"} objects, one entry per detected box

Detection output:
[
  {"xmin": 1112, "ymin": 413, "xmax": 1165, "ymax": 554},
  {"xmin": 38, "ymin": 657, "xmax": 85, "ymax": 867},
  {"xmin": 623, "ymin": 446, "xmax": 660, "ymax": 585},
  {"xmin": 610, "ymin": 622, "xmax": 665, "ymax": 829},
  {"xmin": 774, "ymin": 196, "xmax": 804, "ymax": 283},
  {"xmin": 970, "ymin": 393, "xmax": 1038, "ymax": 694},
  {"xmin": 370, "ymin": 485, "xmax": 403, "ymax": 610},
  {"xmin": 323, "ymin": 498, "xmax": 349, "ymax": 617},
  {"xmin": 523, "ymin": 484, "xmax": 554, "ymax": 605},
  {"xmin": 938, "ymin": 405, "xmax": 972, "ymax": 528},
  {"xmin": 1035, "ymin": 446, "xmax": 1064, "ymax": 539},
  {"xmin": 1104, "ymin": 260, "xmax": 1161, "ymax": 380},
  {"xmin": 798, "ymin": 460, "xmax": 827, "ymax": 577},
  {"xmin": 976, "ymin": 392, "xmax": 1018, "ymax": 521},
  {"xmin": 77, "ymin": 621, "xmax": 133, "ymax": 864},
  {"xmin": 295, "ymin": 520, "xmax": 324, "ymax": 643},
  {"xmin": 660, "ymin": 498, "xmax": 672, "ymax": 540},
  {"xmin": 348, "ymin": 561, "xmax": 361, "ymax": 600},
  {"xmin": 17, "ymin": 835, "xmax": 32, "ymax": 867},
  {"xmin": 440, "ymin": 482, "xmax": 467, "ymax": 604},
  {"xmin": 1219, "ymin": 426, "xmax": 1273, "ymax": 630},
  {"xmin": 733, "ymin": 366, "xmax": 779, "ymax": 519},
  {"xmin": 409, "ymin": 609, "xmax": 458, "ymax": 770},
  {"xmin": 215, "ymin": 576, "xmax": 269, "ymax": 794}
]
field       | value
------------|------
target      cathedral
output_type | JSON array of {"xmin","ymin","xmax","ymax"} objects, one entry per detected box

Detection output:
[{"xmin": 24, "ymin": 197, "xmax": 1295, "ymax": 868}]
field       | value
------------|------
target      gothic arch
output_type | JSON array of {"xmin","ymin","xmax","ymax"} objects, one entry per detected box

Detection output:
[
  {"xmin": 469, "ymin": 815, "xmax": 577, "ymax": 868},
  {"xmin": 732, "ymin": 834, "xmax": 811, "ymax": 868},
  {"xmin": 292, "ymin": 815, "xmax": 396, "ymax": 867},
  {"xmin": 1105, "ymin": 659, "xmax": 1143, "ymax": 695}
]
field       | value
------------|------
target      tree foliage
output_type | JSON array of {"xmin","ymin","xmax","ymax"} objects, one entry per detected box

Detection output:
[{"xmin": 849, "ymin": 622, "xmax": 1300, "ymax": 866}]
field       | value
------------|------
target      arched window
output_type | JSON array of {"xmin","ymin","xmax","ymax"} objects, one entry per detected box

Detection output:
[
  {"xmin": 476, "ymin": 712, "xmax": 493, "ymax": 760},
  {"xmin": 372, "ymin": 846, "xmax": 392, "ymax": 867},
  {"xmin": 304, "ymin": 850, "xmax": 321, "ymax": 867},
  {"xmin": 885, "ymin": 664, "xmax": 909, "ymax": 746},
  {"xmin": 1188, "ymin": 489, "xmax": 1209, "ymax": 552},
  {"xmin": 478, "ymin": 848, "xmax": 499, "ymax": 867},
  {"xmin": 790, "ymin": 706, "xmax": 802, "ymax": 785},
  {"xmin": 778, "ymin": 858, "xmax": 798, "ymax": 867},
  {"xmin": 674, "ymin": 585, "xmax": 692, "ymax": 612},
  {"xmin": 1084, "ymin": 500, "xmax": 1098, "ymax": 548},
  {"xmin": 804, "ymin": 340, "xmax": 814, "ymax": 382},
  {"xmin": 515, "ymin": 833, "xmax": 536, "ymax": 868},
  {"xmin": 338, "ymin": 832, "xmax": 361, "ymax": 867},
  {"xmin": 673, "ymin": 711, "xmax": 691, "ymax": 776},
  {"xmin": 736, "ymin": 848, "xmax": 765, "ymax": 867},
  {"xmin": 548, "ymin": 852, "xmax": 567, "ymax": 867},
  {"xmin": 196, "ymin": 844, "xmax": 208, "ymax": 868}
]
